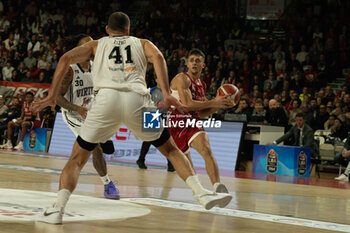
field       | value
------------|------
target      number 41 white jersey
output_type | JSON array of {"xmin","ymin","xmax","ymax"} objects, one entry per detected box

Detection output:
[
  {"xmin": 62, "ymin": 63, "xmax": 94, "ymax": 126},
  {"xmin": 92, "ymin": 36, "xmax": 148, "ymax": 95}
]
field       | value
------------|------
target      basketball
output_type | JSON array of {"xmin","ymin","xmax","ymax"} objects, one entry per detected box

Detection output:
[{"xmin": 216, "ymin": 84, "xmax": 241, "ymax": 106}]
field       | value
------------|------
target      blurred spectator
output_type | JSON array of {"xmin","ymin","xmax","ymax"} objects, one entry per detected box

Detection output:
[
  {"xmin": 4, "ymin": 33, "xmax": 17, "ymax": 51},
  {"xmin": 40, "ymin": 92, "xmax": 55, "ymax": 128},
  {"xmin": 0, "ymin": 95, "xmax": 7, "ymax": 116},
  {"xmin": 296, "ymin": 44, "xmax": 308, "ymax": 64},
  {"xmin": 250, "ymin": 99, "xmax": 266, "ymax": 123},
  {"xmin": 299, "ymin": 87, "xmax": 311, "ymax": 102},
  {"xmin": 334, "ymin": 135, "xmax": 350, "ymax": 181},
  {"xmin": 310, "ymin": 104, "xmax": 335, "ymax": 130},
  {"xmin": 330, "ymin": 118, "xmax": 348, "ymax": 140},
  {"xmin": 27, "ymin": 34, "xmax": 41, "ymax": 54},
  {"xmin": 275, "ymin": 53, "xmax": 286, "ymax": 73},
  {"xmin": 0, "ymin": 42, "xmax": 9, "ymax": 58},
  {"xmin": 288, "ymin": 99, "xmax": 302, "ymax": 126},
  {"xmin": 12, "ymin": 51, "xmax": 21, "ymax": 68},
  {"xmin": 37, "ymin": 54, "xmax": 49, "ymax": 70},
  {"xmin": 23, "ymin": 50, "xmax": 37, "ymax": 69},
  {"xmin": 265, "ymin": 99, "xmax": 288, "ymax": 128},
  {"xmin": 264, "ymin": 72, "xmax": 277, "ymax": 91},
  {"xmin": 2, "ymin": 62, "xmax": 14, "ymax": 81},
  {"xmin": 233, "ymin": 98, "xmax": 252, "ymax": 121},
  {"xmin": 0, "ymin": 97, "xmax": 21, "ymax": 144}
]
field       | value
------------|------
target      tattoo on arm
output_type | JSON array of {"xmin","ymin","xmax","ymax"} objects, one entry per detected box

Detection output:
[{"xmin": 56, "ymin": 67, "xmax": 80, "ymax": 112}]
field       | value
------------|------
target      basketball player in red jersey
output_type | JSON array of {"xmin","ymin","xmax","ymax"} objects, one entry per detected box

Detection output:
[
  {"xmin": 0, "ymin": 92, "xmax": 40, "ymax": 150},
  {"xmin": 169, "ymin": 49, "xmax": 232, "ymax": 193}
]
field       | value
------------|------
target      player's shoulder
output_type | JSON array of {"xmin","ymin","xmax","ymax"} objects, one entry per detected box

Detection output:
[{"xmin": 172, "ymin": 73, "xmax": 190, "ymax": 86}]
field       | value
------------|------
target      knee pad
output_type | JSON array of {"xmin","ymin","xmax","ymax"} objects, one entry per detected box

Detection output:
[
  {"xmin": 100, "ymin": 140, "xmax": 115, "ymax": 154},
  {"xmin": 150, "ymin": 129, "xmax": 170, "ymax": 148},
  {"xmin": 77, "ymin": 136, "xmax": 97, "ymax": 151}
]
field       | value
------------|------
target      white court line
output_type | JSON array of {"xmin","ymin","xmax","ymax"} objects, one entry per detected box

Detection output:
[{"xmin": 123, "ymin": 198, "xmax": 350, "ymax": 233}]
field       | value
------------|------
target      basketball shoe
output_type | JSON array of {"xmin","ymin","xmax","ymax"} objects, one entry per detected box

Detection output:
[
  {"xmin": 14, "ymin": 141, "xmax": 23, "ymax": 150},
  {"xmin": 104, "ymin": 181, "xmax": 120, "ymax": 199},
  {"xmin": 136, "ymin": 159, "xmax": 147, "ymax": 169},
  {"xmin": 0, "ymin": 140, "xmax": 12, "ymax": 149},
  {"xmin": 214, "ymin": 183, "xmax": 229, "ymax": 194},
  {"xmin": 196, "ymin": 191, "xmax": 232, "ymax": 210},
  {"xmin": 38, "ymin": 204, "xmax": 63, "ymax": 224},
  {"xmin": 334, "ymin": 173, "xmax": 348, "ymax": 181}
]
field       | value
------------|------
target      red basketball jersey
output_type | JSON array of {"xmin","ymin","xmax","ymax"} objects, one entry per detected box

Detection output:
[{"xmin": 171, "ymin": 72, "xmax": 206, "ymax": 118}]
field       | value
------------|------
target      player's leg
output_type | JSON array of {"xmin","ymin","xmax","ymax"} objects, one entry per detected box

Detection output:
[
  {"xmin": 0, "ymin": 121, "xmax": 18, "ymax": 148},
  {"xmin": 189, "ymin": 132, "xmax": 228, "ymax": 193},
  {"xmin": 136, "ymin": 141, "xmax": 151, "ymax": 169},
  {"xmin": 40, "ymin": 89, "xmax": 123, "ymax": 224},
  {"xmin": 189, "ymin": 132, "xmax": 219, "ymax": 184},
  {"xmin": 14, "ymin": 121, "xmax": 31, "ymax": 150},
  {"xmin": 39, "ymin": 137, "xmax": 96, "ymax": 224},
  {"xmin": 167, "ymin": 159, "xmax": 175, "ymax": 172},
  {"xmin": 150, "ymin": 130, "xmax": 232, "ymax": 210},
  {"xmin": 93, "ymin": 142, "xmax": 120, "ymax": 199}
]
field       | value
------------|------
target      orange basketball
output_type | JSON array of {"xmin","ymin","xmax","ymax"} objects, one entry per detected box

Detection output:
[{"xmin": 216, "ymin": 84, "xmax": 241, "ymax": 106}]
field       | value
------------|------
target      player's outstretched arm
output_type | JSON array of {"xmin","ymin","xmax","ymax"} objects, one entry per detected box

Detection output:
[
  {"xmin": 32, "ymin": 41, "xmax": 97, "ymax": 113},
  {"xmin": 172, "ymin": 73, "xmax": 233, "ymax": 112}
]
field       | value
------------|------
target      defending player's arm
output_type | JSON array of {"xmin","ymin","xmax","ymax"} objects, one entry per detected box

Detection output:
[
  {"xmin": 141, "ymin": 39, "xmax": 184, "ymax": 111},
  {"xmin": 172, "ymin": 73, "xmax": 232, "ymax": 112},
  {"xmin": 56, "ymin": 67, "xmax": 88, "ymax": 119},
  {"xmin": 32, "ymin": 40, "xmax": 97, "ymax": 112},
  {"xmin": 142, "ymin": 39, "xmax": 170, "ymax": 94}
]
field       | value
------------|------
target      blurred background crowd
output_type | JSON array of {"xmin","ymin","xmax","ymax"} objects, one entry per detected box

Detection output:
[{"xmin": 0, "ymin": 0, "xmax": 349, "ymax": 139}]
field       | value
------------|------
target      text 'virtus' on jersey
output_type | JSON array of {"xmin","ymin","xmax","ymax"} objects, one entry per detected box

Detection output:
[
  {"xmin": 113, "ymin": 40, "xmax": 126, "ymax": 45},
  {"xmin": 76, "ymin": 87, "xmax": 94, "ymax": 97}
]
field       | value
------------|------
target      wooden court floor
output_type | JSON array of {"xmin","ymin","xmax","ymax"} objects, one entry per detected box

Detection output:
[{"xmin": 0, "ymin": 151, "xmax": 349, "ymax": 233}]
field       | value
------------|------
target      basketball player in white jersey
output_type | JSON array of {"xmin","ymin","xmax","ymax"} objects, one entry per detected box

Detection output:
[
  {"xmin": 33, "ymin": 12, "xmax": 232, "ymax": 224},
  {"xmin": 57, "ymin": 34, "xmax": 119, "ymax": 199}
]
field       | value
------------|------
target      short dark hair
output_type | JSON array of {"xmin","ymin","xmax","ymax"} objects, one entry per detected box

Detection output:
[
  {"xmin": 239, "ymin": 98, "xmax": 249, "ymax": 105},
  {"xmin": 63, "ymin": 34, "xmax": 90, "ymax": 51},
  {"xmin": 26, "ymin": 92, "xmax": 34, "ymax": 97},
  {"xmin": 296, "ymin": 112, "xmax": 304, "ymax": 118},
  {"xmin": 108, "ymin": 12, "xmax": 130, "ymax": 32},
  {"xmin": 188, "ymin": 48, "xmax": 205, "ymax": 60}
]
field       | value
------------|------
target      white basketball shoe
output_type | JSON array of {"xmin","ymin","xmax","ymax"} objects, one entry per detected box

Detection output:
[
  {"xmin": 38, "ymin": 205, "xmax": 64, "ymax": 224},
  {"xmin": 196, "ymin": 190, "xmax": 232, "ymax": 210}
]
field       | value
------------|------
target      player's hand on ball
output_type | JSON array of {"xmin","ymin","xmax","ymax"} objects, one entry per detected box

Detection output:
[
  {"xmin": 77, "ymin": 106, "xmax": 88, "ymax": 119},
  {"xmin": 214, "ymin": 95, "xmax": 234, "ymax": 108}
]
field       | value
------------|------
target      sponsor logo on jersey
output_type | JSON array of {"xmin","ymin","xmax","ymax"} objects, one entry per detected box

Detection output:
[{"xmin": 76, "ymin": 87, "xmax": 94, "ymax": 97}]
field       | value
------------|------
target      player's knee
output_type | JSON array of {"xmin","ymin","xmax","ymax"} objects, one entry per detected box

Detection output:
[
  {"xmin": 150, "ymin": 129, "xmax": 170, "ymax": 148},
  {"xmin": 198, "ymin": 146, "xmax": 213, "ymax": 159},
  {"xmin": 77, "ymin": 136, "xmax": 97, "ymax": 151},
  {"xmin": 92, "ymin": 144, "xmax": 103, "ymax": 157},
  {"xmin": 100, "ymin": 140, "xmax": 115, "ymax": 154}
]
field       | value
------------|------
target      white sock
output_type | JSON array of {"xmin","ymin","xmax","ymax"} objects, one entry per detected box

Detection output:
[
  {"xmin": 100, "ymin": 174, "xmax": 111, "ymax": 185},
  {"xmin": 55, "ymin": 189, "xmax": 71, "ymax": 209},
  {"xmin": 213, "ymin": 182, "xmax": 221, "ymax": 189},
  {"xmin": 186, "ymin": 175, "xmax": 209, "ymax": 196}
]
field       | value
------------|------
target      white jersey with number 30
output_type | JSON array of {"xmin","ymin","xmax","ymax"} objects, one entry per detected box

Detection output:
[
  {"xmin": 62, "ymin": 64, "xmax": 94, "ymax": 127},
  {"xmin": 92, "ymin": 36, "xmax": 148, "ymax": 95}
]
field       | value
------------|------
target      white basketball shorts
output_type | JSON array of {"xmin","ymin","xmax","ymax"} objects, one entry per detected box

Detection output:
[{"xmin": 79, "ymin": 88, "xmax": 162, "ymax": 143}]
